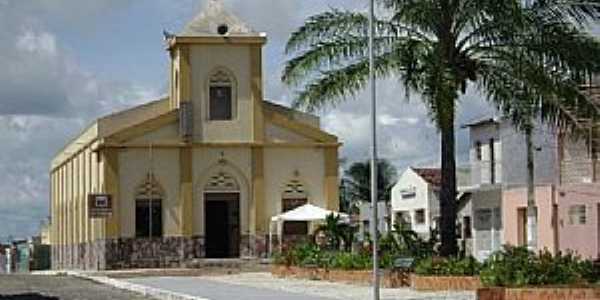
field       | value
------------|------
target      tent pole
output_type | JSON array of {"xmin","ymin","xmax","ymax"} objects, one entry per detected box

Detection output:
[
  {"xmin": 279, "ymin": 221, "xmax": 283, "ymax": 253},
  {"xmin": 268, "ymin": 221, "xmax": 273, "ymax": 258}
]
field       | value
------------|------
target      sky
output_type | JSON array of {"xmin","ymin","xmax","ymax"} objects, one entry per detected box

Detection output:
[{"xmin": 0, "ymin": 0, "xmax": 495, "ymax": 241}]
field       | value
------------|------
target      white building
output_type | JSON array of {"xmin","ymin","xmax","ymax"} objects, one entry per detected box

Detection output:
[
  {"xmin": 391, "ymin": 168, "xmax": 444, "ymax": 238},
  {"xmin": 461, "ymin": 118, "xmax": 503, "ymax": 261}
]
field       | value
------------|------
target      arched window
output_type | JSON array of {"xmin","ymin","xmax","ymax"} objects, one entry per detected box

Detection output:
[
  {"xmin": 135, "ymin": 173, "xmax": 165, "ymax": 238},
  {"xmin": 282, "ymin": 179, "xmax": 308, "ymax": 236},
  {"xmin": 208, "ymin": 69, "xmax": 235, "ymax": 121}
]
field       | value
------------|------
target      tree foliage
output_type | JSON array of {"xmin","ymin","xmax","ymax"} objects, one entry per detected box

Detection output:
[
  {"xmin": 283, "ymin": 0, "xmax": 600, "ymax": 256},
  {"xmin": 343, "ymin": 159, "xmax": 397, "ymax": 205}
]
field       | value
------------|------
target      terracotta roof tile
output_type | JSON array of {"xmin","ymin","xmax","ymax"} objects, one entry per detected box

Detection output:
[{"xmin": 413, "ymin": 168, "xmax": 442, "ymax": 187}]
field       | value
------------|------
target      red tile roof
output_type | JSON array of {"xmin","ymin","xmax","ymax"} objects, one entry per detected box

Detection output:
[{"xmin": 412, "ymin": 168, "xmax": 442, "ymax": 187}]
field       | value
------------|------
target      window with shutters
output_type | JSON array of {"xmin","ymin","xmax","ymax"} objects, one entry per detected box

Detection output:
[{"xmin": 568, "ymin": 205, "xmax": 587, "ymax": 225}]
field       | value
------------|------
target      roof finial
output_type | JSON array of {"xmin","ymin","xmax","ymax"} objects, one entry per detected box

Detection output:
[
  {"xmin": 179, "ymin": 0, "xmax": 255, "ymax": 36},
  {"xmin": 207, "ymin": 0, "xmax": 224, "ymax": 10}
]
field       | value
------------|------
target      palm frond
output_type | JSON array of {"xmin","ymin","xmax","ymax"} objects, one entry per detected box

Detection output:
[
  {"xmin": 285, "ymin": 10, "xmax": 365, "ymax": 54},
  {"xmin": 282, "ymin": 35, "xmax": 397, "ymax": 86}
]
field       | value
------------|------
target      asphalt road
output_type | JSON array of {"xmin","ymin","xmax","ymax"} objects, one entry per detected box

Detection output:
[
  {"xmin": 126, "ymin": 276, "xmax": 336, "ymax": 300},
  {"xmin": 0, "ymin": 275, "xmax": 153, "ymax": 300}
]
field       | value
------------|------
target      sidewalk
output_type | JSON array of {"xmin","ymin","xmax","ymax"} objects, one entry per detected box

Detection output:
[
  {"xmin": 125, "ymin": 273, "xmax": 475, "ymax": 300},
  {"xmin": 126, "ymin": 275, "xmax": 332, "ymax": 300}
]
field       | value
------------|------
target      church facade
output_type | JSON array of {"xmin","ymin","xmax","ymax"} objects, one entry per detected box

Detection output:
[{"xmin": 49, "ymin": 2, "xmax": 339, "ymax": 270}]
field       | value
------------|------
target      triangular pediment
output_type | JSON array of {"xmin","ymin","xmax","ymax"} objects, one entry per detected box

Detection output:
[
  {"xmin": 180, "ymin": 0, "xmax": 256, "ymax": 36},
  {"xmin": 266, "ymin": 122, "xmax": 314, "ymax": 143}
]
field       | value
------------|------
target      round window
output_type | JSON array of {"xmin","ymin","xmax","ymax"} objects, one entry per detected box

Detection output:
[{"xmin": 217, "ymin": 24, "xmax": 229, "ymax": 35}]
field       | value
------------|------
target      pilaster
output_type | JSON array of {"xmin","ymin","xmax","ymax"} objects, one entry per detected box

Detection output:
[
  {"xmin": 250, "ymin": 45, "xmax": 264, "ymax": 142},
  {"xmin": 103, "ymin": 149, "xmax": 120, "ymax": 238},
  {"xmin": 251, "ymin": 147, "xmax": 265, "ymax": 233},
  {"xmin": 180, "ymin": 147, "xmax": 194, "ymax": 235},
  {"xmin": 324, "ymin": 147, "xmax": 340, "ymax": 211}
]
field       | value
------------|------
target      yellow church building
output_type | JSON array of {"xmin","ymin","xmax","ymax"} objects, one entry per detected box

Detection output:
[{"xmin": 49, "ymin": 1, "xmax": 339, "ymax": 270}]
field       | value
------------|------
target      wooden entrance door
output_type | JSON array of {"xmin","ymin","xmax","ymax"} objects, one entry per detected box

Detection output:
[
  {"xmin": 517, "ymin": 208, "xmax": 527, "ymax": 246},
  {"xmin": 205, "ymin": 193, "xmax": 240, "ymax": 258}
]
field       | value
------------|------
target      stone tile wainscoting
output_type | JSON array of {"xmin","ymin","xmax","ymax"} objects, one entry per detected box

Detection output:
[
  {"xmin": 477, "ymin": 287, "xmax": 600, "ymax": 300},
  {"xmin": 51, "ymin": 234, "xmax": 270, "ymax": 270},
  {"xmin": 52, "ymin": 236, "xmax": 204, "ymax": 270}
]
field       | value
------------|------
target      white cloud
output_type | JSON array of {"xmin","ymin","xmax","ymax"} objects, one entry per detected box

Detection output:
[
  {"xmin": 16, "ymin": 30, "xmax": 57, "ymax": 56},
  {"xmin": 0, "ymin": 3, "xmax": 160, "ymax": 240}
]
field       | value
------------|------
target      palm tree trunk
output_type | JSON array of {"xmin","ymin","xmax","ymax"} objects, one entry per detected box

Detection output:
[
  {"xmin": 439, "ymin": 109, "xmax": 458, "ymax": 257},
  {"xmin": 525, "ymin": 123, "xmax": 537, "ymax": 250}
]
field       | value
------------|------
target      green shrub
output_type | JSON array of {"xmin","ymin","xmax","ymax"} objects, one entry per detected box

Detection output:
[
  {"xmin": 273, "ymin": 242, "xmax": 322, "ymax": 267},
  {"xmin": 414, "ymin": 256, "xmax": 481, "ymax": 276},
  {"xmin": 480, "ymin": 246, "xmax": 596, "ymax": 287},
  {"xmin": 329, "ymin": 252, "xmax": 372, "ymax": 270}
]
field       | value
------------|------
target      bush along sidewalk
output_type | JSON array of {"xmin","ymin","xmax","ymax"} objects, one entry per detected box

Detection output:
[
  {"xmin": 479, "ymin": 246, "xmax": 599, "ymax": 288},
  {"xmin": 411, "ymin": 256, "xmax": 483, "ymax": 291},
  {"xmin": 477, "ymin": 246, "xmax": 600, "ymax": 300},
  {"xmin": 414, "ymin": 256, "xmax": 481, "ymax": 277}
]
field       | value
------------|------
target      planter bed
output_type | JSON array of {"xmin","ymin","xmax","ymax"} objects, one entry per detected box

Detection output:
[
  {"xmin": 411, "ymin": 275, "xmax": 482, "ymax": 291},
  {"xmin": 271, "ymin": 265, "xmax": 410, "ymax": 288},
  {"xmin": 477, "ymin": 287, "xmax": 600, "ymax": 300}
]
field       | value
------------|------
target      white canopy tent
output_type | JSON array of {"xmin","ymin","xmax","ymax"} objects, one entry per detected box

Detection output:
[{"xmin": 268, "ymin": 204, "xmax": 349, "ymax": 257}]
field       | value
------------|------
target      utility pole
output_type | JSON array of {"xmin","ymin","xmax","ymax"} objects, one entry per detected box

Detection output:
[{"xmin": 368, "ymin": 0, "xmax": 380, "ymax": 299}]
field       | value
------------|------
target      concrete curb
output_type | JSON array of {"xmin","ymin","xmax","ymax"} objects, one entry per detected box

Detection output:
[{"xmin": 32, "ymin": 271, "xmax": 210, "ymax": 300}]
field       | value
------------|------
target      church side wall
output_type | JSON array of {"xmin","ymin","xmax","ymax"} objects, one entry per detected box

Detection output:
[
  {"xmin": 51, "ymin": 143, "xmax": 103, "ymax": 270},
  {"xmin": 263, "ymin": 147, "xmax": 327, "ymax": 228}
]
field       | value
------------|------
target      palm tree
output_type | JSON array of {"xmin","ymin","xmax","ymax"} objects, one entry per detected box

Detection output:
[
  {"xmin": 316, "ymin": 214, "xmax": 345, "ymax": 250},
  {"xmin": 344, "ymin": 159, "xmax": 397, "ymax": 205},
  {"xmin": 283, "ymin": 0, "xmax": 600, "ymax": 256}
]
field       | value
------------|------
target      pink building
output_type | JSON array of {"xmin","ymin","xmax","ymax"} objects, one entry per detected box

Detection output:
[
  {"xmin": 502, "ymin": 185, "xmax": 558, "ymax": 254},
  {"xmin": 503, "ymin": 183, "xmax": 600, "ymax": 260},
  {"xmin": 557, "ymin": 184, "xmax": 600, "ymax": 259}
]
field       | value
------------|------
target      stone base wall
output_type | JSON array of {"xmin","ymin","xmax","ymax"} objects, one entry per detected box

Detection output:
[
  {"xmin": 477, "ymin": 287, "xmax": 600, "ymax": 300},
  {"xmin": 411, "ymin": 275, "xmax": 482, "ymax": 291},
  {"xmin": 52, "ymin": 234, "xmax": 269, "ymax": 270},
  {"xmin": 241, "ymin": 234, "xmax": 269, "ymax": 258}
]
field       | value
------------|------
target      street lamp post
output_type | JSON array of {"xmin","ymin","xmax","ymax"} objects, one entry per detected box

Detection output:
[{"xmin": 368, "ymin": 0, "xmax": 380, "ymax": 299}]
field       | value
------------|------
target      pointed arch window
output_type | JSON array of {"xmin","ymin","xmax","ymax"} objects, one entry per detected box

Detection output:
[
  {"xmin": 135, "ymin": 173, "xmax": 165, "ymax": 238},
  {"xmin": 208, "ymin": 69, "xmax": 236, "ymax": 121}
]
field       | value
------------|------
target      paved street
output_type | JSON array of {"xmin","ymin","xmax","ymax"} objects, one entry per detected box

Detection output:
[
  {"xmin": 0, "ymin": 275, "xmax": 153, "ymax": 300},
  {"xmin": 126, "ymin": 272, "xmax": 476, "ymax": 300}
]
